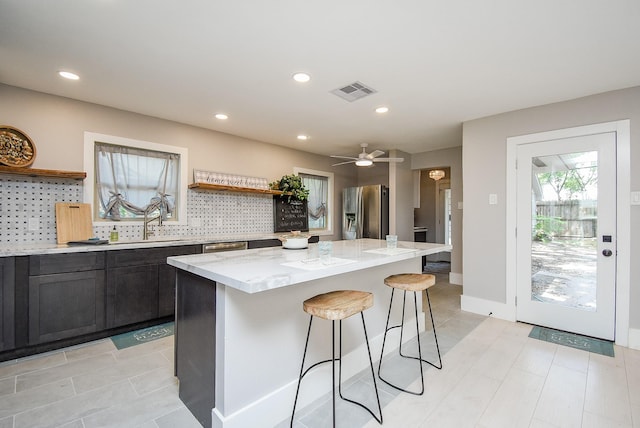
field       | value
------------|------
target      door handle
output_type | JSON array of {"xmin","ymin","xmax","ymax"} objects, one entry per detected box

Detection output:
[{"xmin": 602, "ymin": 249, "xmax": 613, "ymax": 257}]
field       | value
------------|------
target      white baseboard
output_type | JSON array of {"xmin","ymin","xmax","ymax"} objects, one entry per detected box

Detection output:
[
  {"xmin": 628, "ymin": 328, "xmax": 640, "ymax": 350},
  {"xmin": 460, "ymin": 294, "xmax": 516, "ymax": 321},
  {"xmin": 449, "ymin": 272, "xmax": 463, "ymax": 285}
]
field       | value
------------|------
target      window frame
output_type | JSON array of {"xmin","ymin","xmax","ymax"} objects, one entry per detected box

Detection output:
[
  {"xmin": 83, "ymin": 132, "xmax": 188, "ymax": 225},
  {"xmin": 294, "ymin": 167, "xmax": 334, "ymax": 236}
]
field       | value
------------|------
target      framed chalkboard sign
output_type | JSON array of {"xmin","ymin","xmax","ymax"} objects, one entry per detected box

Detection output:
[{"xmin": 274, "ymin": 198, "xmax": 309, "ymax": 232}]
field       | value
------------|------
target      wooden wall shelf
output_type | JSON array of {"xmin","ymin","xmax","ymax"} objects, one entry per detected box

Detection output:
[
  {"xmin": 188, "ymin": 182, "xmax": 285, "ymax": 195},
  {"xmin": 0, "ymin": 165, "xmax": 86, "ymax": 180}
]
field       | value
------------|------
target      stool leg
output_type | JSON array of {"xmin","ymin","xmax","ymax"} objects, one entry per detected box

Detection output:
[
  {"xmin": 332, "ymin": 320, "xmax": 336, "ymax": 428},
  {"xmin": 377, "ymin": 287, "xmax": 443, "ymax": 396},
  {"xmin": 290, "ymin": 315, "xmax": 314, "ymax": 428},
  {"xmin": 424, "ymin": 289, "xmax": 443, "ymax": 369},
  {"xmin": 377, "ymin": 288, "xmax": 396, "ymax": 379},
  {"xmin": 338, "ymin": 314, "xmax": 383, "ymax": 424}
]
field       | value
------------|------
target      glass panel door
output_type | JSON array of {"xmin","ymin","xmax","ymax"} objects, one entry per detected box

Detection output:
[{"xmin": 516, "ymin": 132, "xmax": 616, "ymax": 340}]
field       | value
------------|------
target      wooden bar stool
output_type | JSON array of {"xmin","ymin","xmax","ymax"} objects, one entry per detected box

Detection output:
[
  {"xmin": 377, "ymin": 273, "xmax": 442, "ymax": 395},
  {"xmin": 291, "ymin": 290, "xmax": 383, "ymax": 427}
]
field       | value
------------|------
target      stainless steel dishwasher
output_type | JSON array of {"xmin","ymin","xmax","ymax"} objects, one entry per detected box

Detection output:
[{"xmin": 202, "ymin": 241, "xmax": 248, "ymax": 253}]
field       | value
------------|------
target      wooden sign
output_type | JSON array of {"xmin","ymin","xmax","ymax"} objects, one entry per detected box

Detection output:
[{"xmin": 274, "ymin": 198, "xmax": 309, "ymax": 232}]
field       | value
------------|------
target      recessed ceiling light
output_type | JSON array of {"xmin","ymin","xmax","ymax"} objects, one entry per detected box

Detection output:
[
  {"xmin": 297, "ymin": 135, "xmax": 309, "ymax": 141},
  {"xmin": 293, "ymin": 72, "xmax": 311, "ymax": 83},
  {"xmin": 215, "ymin": 113, "xmax": 228, "ymax": 120},
  {"xmin": 58, "ymin": 71, "xmax": 79, "ymax": 80},
  {"xmin": 375, "ymin": 106, "xmax": 389, "ymax": 114}
]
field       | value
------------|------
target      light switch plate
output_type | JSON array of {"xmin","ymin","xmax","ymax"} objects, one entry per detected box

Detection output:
[
  {"xmin": 631, "ymin": 191, "xmax": 640, "ymax": 205},
  {"xmin": 28, "ymin": 217, "xmax": 39, "ymax": 231},
  {"xmin": 489, "ymin": 194, "xmax": 498, "ymax": 205}
]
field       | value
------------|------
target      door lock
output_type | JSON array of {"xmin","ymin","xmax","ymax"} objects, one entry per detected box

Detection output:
[{"xmin": 602, "ymin": 249, "xmax": 613, "ymax": 257}]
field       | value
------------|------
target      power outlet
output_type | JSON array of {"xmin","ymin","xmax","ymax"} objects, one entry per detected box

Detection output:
[
  {"xmin": 216, "ymin": 217, "xmax": 223, "ymax": 228},
  {"xmin": 190, "ymin": 217, "xmax": 202, "ymax": 227},
  {"xmin": 28, "ymin": 217, "xmax": 39, "ymax": 231}
]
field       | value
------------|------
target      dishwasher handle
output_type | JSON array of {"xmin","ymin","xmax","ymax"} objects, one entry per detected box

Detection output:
[{"xmin": 203, "ymin": 241, "xmax": 248, "ymax": 253}]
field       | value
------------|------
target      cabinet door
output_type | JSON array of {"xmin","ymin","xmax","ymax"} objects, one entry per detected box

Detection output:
[
  {"xmin": 0, "ymin": 258, "xmax": 15, "ymax": 351},
  {"xmin": 158, "ymin": 245, "xmax": 200, "ymax": 317},
  {"xmin": 107, "ymin": 265, "xmax": 159, "ymax": 328},
  {"xmin": 158, "ymin": 264, "xmax": 177, "ymax": 317},
  {"xmin": 28, "ymin": 270, "xmax": 105, "ymax": 345}
]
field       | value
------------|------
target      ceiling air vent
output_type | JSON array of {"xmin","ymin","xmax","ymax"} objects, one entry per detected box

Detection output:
[{"xmin": 330, "ymin": 81, "xmax": 377, "ymax": 102}]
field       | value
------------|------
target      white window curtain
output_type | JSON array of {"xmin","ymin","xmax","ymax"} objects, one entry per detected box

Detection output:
[
  {"xmin": 95, "ymin": 142, "xmax": 179, "ymax": 220},
  {"xmin": 300, "ymin": 174, "xmax": 328, "ymax": 229}
]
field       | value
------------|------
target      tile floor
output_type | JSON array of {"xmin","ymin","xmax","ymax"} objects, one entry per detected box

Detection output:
[
  {"xmin": 1, "ymin": 270, "xmax": 639, "ymax": 428},
  {"xmin": 0, "ymin": 334, "xmax": 201, "ymax": 428}
]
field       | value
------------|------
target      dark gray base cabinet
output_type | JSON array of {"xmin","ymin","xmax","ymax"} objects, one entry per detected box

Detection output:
[
  {"xmin": 28, "ymin": 270, "xmax": 105, "ymax": 345},
  {"xmin": 106, "ymin": 264, "xmax": 158, "ymax": 328},
  {"xmin": 27, "ymin": 252, "xmax": 106, "ymax": 345},
  {"xmin": 0, "ymin": 257, "xmax": 15, "ymax": 352},
  {"xmin": 106, "ymin": 245, "xmax": 200, "ymax": 329}
]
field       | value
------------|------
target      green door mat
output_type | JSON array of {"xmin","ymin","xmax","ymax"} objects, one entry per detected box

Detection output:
[
  {"xmin": 111, "ymin": 322, "xmax": 174, "ymax": 350},
  {"xmin": 529, "ymin": 326, "xmax": 614, "ymax": 357}
]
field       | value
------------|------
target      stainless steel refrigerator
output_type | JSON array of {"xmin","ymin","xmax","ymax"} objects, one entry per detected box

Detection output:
[{"xmin": 342, "ymin": 185, "xmax": 389, "ymax": 239}]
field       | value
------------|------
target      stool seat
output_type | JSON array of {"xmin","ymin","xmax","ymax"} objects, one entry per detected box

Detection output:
[
  {"xmin": 384, "ymin": 273, "xmax": 436, "ymax": 292},
  {"xmin": 304, "ymin": 290, "xmax": 373, "ymax": 320}
]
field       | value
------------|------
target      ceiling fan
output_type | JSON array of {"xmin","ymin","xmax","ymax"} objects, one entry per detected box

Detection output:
[{"xmin": 330, "ymin": 143, "xmax": 404, "ymax": 167}]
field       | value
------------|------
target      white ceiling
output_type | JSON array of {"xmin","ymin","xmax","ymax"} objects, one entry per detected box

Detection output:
[{"xmin": 1, "ymin": 0, "xmax": 639, "ymax": 158}]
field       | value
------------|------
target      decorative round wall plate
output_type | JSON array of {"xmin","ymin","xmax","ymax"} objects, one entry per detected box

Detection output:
[{"xmin": 0, "ymin": 126, "xmax": 36, "ymax": 167}]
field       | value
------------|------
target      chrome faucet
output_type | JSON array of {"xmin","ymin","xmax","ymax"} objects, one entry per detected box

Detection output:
[{"xmin": 143, "ymin": 202, "xmax": 164, "ymax": 240}]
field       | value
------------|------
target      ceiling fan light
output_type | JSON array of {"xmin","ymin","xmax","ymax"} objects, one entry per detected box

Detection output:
[{"xmin": 355, "ymin": 159, "xmax": 373, "ymax": 167}]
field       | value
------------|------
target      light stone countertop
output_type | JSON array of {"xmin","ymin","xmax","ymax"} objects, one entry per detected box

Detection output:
[
  {"xmin": 0, "ymin": 233, "xmax": 285, "ymax": 256},
  {"xmin": 167, "ymin": 238, "xmax": 451, "ymax": 294}
]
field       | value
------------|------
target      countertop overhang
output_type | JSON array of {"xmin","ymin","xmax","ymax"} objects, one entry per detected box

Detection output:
[{"xmin": 167, "ymin": 238, "xmax": 451, "ymax": 294}]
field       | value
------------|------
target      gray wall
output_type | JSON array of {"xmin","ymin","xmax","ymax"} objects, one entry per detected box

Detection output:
[
  {"xmin": 0, "ymin": 84, "xmax": 358, "ymax": 241},
  {"xmin": 462, "ymin": 86, "xmax": 640, "ymax": 329}
]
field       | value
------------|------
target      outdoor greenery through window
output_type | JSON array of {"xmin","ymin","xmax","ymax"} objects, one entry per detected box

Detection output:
[
  {"xmin": 295, "ymin": 168, "xmax": 333, "ymax": 234},
  {"xmin": 533, "ymin": 151, "xmax": 597, "ymax": 242},
  {"xmin": 94, "ymin": 142, "xmax": 180, "ymax": 221}
]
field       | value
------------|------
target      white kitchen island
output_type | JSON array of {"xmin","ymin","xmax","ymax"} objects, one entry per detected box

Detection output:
[{"xmin": 167, "ymin": 239, "xmax": 451, "ymax": 428}]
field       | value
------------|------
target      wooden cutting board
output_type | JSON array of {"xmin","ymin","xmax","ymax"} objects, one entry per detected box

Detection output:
[{"xmin": 55, "ymin": 202, "xmax": 93, "ymax": 244}]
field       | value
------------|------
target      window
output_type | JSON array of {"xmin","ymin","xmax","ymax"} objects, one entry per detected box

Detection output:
[
  {"xmin": 84, "ymin": 132, "xmax": 188, "ymax": 223},
  {"xmin": 294, "ymin": 167, "xmax": 333, "ymax": 235}
]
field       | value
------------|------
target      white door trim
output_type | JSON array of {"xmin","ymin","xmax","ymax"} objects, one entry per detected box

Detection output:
[{"xmin": 506, "ymin": 120, "xmax": 630, "ymax": 346}]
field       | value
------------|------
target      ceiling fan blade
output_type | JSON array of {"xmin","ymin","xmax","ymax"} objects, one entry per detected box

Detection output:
[
  {"xmin": 368, "ymin": 150, "xmax": 386, "ymax": 159},
  {"xmin": 330, "ymin": 155, "xmax": 358, "ymax": 160},
  {"xmin": 332, "ymin": 160, "xmax": 357, "ymax": 166},
  {"xmin": 372, "ymin": 157, "xmax": 404, "ymax": 163}
]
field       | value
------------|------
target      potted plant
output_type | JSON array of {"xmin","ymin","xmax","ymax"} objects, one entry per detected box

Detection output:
[{"xmin": 270, "ymin": 174, "xmax": 309, "ymax": 203}]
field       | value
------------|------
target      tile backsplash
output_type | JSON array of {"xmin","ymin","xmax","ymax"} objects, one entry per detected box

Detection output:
[{"xmin": 0, "ymin": 175, "xmax": 274, "ymax": 244}]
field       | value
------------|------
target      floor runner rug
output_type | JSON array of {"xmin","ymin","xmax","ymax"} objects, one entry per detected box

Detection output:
[
  {"xmin": 111, "ymin": 322, "xmax": 174, "ymax": 350},
  {"xmin": 529, "ymin": 325, "xmax": 614, "ymax": 357}
]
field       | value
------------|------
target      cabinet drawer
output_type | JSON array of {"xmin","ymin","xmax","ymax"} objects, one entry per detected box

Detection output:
[
  {"xmin": 107, "ymin": 245, "xmax": 200, "ymax": 268},
  {"xmin": 29, "ymin": 252, "xmax": 105, "ymax": 275}
]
